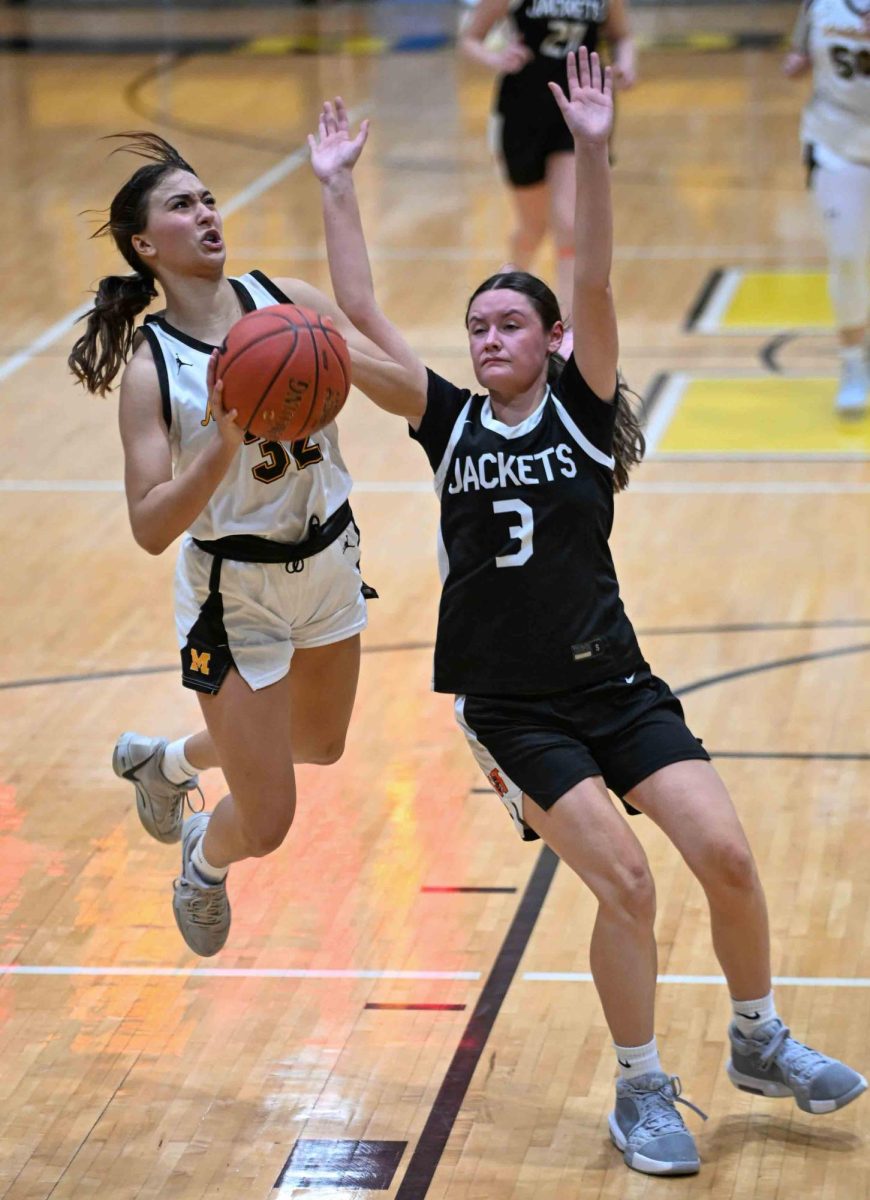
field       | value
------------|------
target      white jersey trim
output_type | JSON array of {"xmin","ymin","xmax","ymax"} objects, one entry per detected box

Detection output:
[
  {"xmin": 551, "ymin": 395, "xmax": 616, "ymax": 470},
  {"xmin": 433, "ymin": 396, "xmax": 474, "ymax": 498},
  {"xmin": 480, "ymin": 390, "xmax": 549, "ymax": 438}
]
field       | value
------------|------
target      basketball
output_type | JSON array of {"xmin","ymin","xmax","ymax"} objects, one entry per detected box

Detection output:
[{"xmin": 214, "ymin": 304, "xmax": 351, "ymax": 441}]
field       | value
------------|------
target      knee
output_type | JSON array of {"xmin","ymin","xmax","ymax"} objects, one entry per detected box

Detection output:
[
  {"xmin": 303, "ymin": 737, "xmax": 346, "ymax": 767},
  {"xmin": 602, "ymin": 858, "xmax": 657, "ymax": 927},
  {"xmin": 701, "ymin": 840, "xmax": 759, "ymax": 897},
  {"xmin": 240, "ymin": 799, "xmax": 296, "ymax": 858}
]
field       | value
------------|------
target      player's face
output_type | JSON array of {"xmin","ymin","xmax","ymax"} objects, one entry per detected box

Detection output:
[
  {"xmin": 466, "ymin": 290, "xmax": 561, "ymax": 395},
  {"xmin": 135, "ymin": 169, "xmax": 225, "ymax": 276}
]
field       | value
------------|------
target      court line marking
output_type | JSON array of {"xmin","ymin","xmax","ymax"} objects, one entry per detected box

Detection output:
[
  {"xmin": 691, "ymin": 267, "xmax": 743, "ymax": 333},
  {"xmin": 0, "ymin": 108, "xmax": 368, "ymax": 386},
  {"xmin": 523, "ymin": 973, "xmax": 870, "ymax": 987},
  {"xmin": 0, "ymin": 966, "xmax": 480, "ymax": 980},
  {"xmin": 229, "ymin": 245, "xmax": 828, "ymax": 264},
  {"xmin": 2, "ymin": 479, "xmax": 869, "ymax": 496}
]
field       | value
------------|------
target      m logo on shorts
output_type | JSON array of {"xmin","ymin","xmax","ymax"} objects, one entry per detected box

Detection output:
[
  {"xmin": 488, "ymin": 768, "xmax": 509, "ymax": 798},
  {"xmin": 189, "ymin": 649, "xmax": 212, "ymax": 676}
]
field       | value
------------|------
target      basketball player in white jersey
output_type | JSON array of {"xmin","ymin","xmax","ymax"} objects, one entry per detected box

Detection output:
[
  {"xmin": 307, "ymin": 62, "xmax": 866, "ymax": 1176},
  {"xmin": 784, "ymin": 0, "xmax": 870, "ymax": 413},
  {"xmin": 459, "ymin": 0, "xmax": 635, "ymax": 344},
  {"xmin": 69, "ymin": 133, "xmax": 400, "ymax": 957}
]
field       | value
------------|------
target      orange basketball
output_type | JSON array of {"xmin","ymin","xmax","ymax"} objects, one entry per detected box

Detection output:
[{"xmin": 215, "ymin": 304, "xmax": 351, "ymax": 441}]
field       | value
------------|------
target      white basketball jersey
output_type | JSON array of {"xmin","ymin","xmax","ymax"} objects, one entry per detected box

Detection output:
[
  {"xmin": 141, "ymin": 271, "xmax": 352, "ymax": 543},
  {"xmin": 794, "ymin": 0, "xmax": 870, "ymax": 164}
]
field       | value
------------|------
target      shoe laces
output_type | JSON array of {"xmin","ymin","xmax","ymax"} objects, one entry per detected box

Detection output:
[
  {"xmin": 179, "ymin": 877, "xmax": 228, "ymax": 927},
  {"xmin": 757, "ymin": 1024, "xmax": 829, "ymax": 1083},
  {"xmin": 630, "ymin": 1076, "xmax": 708, "ymax": 1136}
]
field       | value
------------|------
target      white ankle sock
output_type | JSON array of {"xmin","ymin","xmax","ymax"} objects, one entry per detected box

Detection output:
[
  {"xmin": 614, "ymin": 1036, "xmax": 661, "ymax": 1080},
  {"xmin": 731, "ymin": 991, "xmax": 777, "ymax": 1037},
  {"xmin": 161, "ymin": 738, "xmax": 198, "ymax": 784},
  {"xmin": 191, "ymin": 836, "xmax": 228, "ymax": 884},
  {"xmin": 842, "ymin": 344, "xmax": 864, "ymax": 366}
]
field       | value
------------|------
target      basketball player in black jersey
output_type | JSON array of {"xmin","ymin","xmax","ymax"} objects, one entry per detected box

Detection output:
[
  {"xmin": 460, "ymin": 0, "xmax": 635, "ymax": 345},
  {"xmin": 308, "ymin": 54, "xmax": 866, "ymax": 1176}
]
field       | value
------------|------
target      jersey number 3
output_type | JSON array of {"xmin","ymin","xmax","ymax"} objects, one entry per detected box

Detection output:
[{"xmin": 493, "ymin": 499, "xmax": 534, "ymax": 567}]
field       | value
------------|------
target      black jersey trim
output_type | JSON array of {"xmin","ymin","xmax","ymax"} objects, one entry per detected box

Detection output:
[
  {"xmin": 249, "ymin": 269, "xmax": 293, "ymax": 305},
  {"xmin": 141, "ymin": 274, "xmax": 263, "ymax": 355},
  {"xmin": 139, "ymin": 324, "xmax": 172, "ymax": 431}
]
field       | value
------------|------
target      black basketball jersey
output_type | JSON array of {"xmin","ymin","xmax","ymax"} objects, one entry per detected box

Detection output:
[
  {"xmin": 410, "ymin": 356, "xmax": 645, "ymax": 697},
  {"xmin": 498, "ymin": 0, "xmax": 608, "ymax": 112}
]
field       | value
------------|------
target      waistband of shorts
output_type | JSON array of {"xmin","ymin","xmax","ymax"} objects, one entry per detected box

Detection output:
[{"xmin": 192, "ymin": 500, "xmax": 353, "ymax": 563}]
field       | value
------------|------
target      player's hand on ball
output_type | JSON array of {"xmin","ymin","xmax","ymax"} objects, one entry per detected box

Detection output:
[
  {"xmin": 207, "ymin": 350, "xmax": 244, "ymax": 451},
  {"xmin": 308, "ymin": 97, "xmax": 370, "ymax": 182},
  {"xmin": 549, "ymin": 48, "xmax": 613, "ymax": 146}
]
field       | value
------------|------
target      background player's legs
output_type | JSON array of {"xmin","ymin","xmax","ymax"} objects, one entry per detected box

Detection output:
[
  {"xmin": 522, "ymin": 775, "xmax": 657, "ymax": 1046},
  {"xmin": 626, "ymin": 759, "xmax": 770, "ymax": 1000},
  {"xmin": 546, "ymin": 151, "xmax": 576, "ymax": 331},
  {"xmin": 810, "ymin": 156, "xmax": 870, "ymax": 414},
  {"xmin": 506, "ymin": 182, "xmax": 549, "ymax": 271}
]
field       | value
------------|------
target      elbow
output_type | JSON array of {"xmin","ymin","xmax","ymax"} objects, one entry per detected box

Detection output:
[{"xmin": 131, "ymin": 522, "xmax": 169, "ymax": 556}]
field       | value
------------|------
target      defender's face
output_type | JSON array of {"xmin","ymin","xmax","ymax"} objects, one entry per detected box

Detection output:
[
  {"xmin": 134, "ymin": 169, "xmax": 226, "ymax": 275},
  {"xmin": 466, "ymin": 290, "xmax": 561, "ymax": 395}
]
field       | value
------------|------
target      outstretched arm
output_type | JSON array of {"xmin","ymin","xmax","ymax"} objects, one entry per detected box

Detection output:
[
  {"xmin": 784, "ymin": 1, "xmax": 812, "ymax": 77},
  {"xmin": 308, "ymin": 98, "xmax": 428, "ymax": 424},
  {"xmin": 549, "ymin": 48, "xmax": 618, "ymax": 401}
]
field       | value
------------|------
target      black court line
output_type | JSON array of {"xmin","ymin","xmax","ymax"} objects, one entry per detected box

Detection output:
[
  {"xmin": 706, "ymin": 750, "xmax": 870, "ymax": 762},
  {"xmin": 393, "ymin": 846, "xmax": 559, "ymax": 1200},
  {"xmin": 365, "ymin": 1003, "xmax": 466, "ymax": 1012},
  {"xmin": 420, "ymin": 886, "xmax": 517, "ymax": 894},
  {"xmin": 684, "ymin": 267, "xmax": 724, "ymax": 331},
  {"xmin": 676, "ymin": 642, "xmax": 870, "ymax": 696},
  {"xmin": 639, "ymin": 371, "xmax": 668, "ymax": 425},
  {"xmin": 4, "ymin": 621, "xmax": 868, "ymax": 693},
  {"xmin": 760, "ymin": 331, "xmax": 796, "ymax": 375}
]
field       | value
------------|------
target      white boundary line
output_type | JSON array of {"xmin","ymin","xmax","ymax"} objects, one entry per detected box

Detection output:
[
  {"xmin": 0, "ymin": 965, "xmax": 480, "ymax": 980},
  {"xmin": 523, "ymin": 973, "xmax": 870, "ymax": 988},
  {"xmin": 693, "ymin": 267, "xmax": 744, "ymax": 334},
  {"xmin": 642, "ymin": 372, "xmax": 689, "ymax": 454},
  {"xmin": 0, "ymin": 965, "xmax": 865, "ymax": 987},
  {"xmin": 2, "ymin": 479, "xmax": 869, "ymax": 496},
  {"xmin": 0, "ymin": 109, "xmax": 367, "ymax": 385}
]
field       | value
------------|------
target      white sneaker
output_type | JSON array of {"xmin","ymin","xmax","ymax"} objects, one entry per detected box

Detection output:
[
  {"xmin": 835, "ymin": 357, "xmax": 868, "ymax": 417},
  {"xmin": 113, "ymin": 732, "xmax": 202, "ymax": 844}
]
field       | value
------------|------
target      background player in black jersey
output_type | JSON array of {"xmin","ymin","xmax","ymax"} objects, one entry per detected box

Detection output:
[
  {"xmin": 69, "ymin": 133, "xmax": 399, "ymax": 958},
  {"xmin": 460, "ymin": 0, "xmax": 636, "ymax": 349},
  {"xmin": 308, "ymin": 53, "xmax": 866, "ymax": 1177}
]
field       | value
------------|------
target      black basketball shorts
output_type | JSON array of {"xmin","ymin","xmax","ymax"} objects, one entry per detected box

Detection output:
[
  {"xmin": 493, "ymin": 91, "xmax": 574, "ymax": 188},
  {"xmin": 456, "ymin": 669, "xmax": 710, "ymax": 841}
]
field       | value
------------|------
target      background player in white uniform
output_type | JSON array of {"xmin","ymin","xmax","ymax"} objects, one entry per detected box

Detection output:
[
  {"xmin": 69, "ymin": 133, "xmax": 398, "ymax": 957},
  {"xmin": 460, "ymin": 0, "xmax": 636, "ymax": 342},
  {"xmin": 307, "ymin": 63, "xmax": 866, "ymax": 1177},
  {"xmin": 784, "ymin": 0, "xmax": 870, "ymax": 413}
]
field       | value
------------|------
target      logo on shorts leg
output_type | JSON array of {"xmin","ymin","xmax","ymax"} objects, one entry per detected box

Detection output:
[
  {"xmin": 488, "ymin": 768, "xmax": 509, "ymax": 797},
  {"xmin": 189, "ymin": 649, "xmax": 212, "ymax": 676}
]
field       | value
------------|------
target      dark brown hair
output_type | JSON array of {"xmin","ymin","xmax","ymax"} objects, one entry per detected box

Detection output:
[
  {"xmin": 68, "ymin": 132, "xmax": 197, "ymax": 395},
  {"xmin": 466, "ymin": 271, "xmax": 645, "ymax": 492}
]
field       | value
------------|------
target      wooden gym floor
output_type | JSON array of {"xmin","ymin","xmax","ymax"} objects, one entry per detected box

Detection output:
[{"xmin": 0, "ymin": 3, "xmax": 867, "ymax": 1197}]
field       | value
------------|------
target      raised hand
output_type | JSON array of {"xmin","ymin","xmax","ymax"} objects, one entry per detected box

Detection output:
[
  {"xmin": 549, "ymin": 47, "xmax": 613, "ymax": 145},
  {"xmin": 308, "ymin": 97, "xmax": 370, "ymax": 183}
]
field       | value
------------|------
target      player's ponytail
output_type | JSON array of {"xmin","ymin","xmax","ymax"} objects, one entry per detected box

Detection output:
[
  {"xmin": 68, "ymin": 270, "xmax": 157, "ymax": 396},
  {"xmin": 69, "ymin": 131, "xmax": 197, "ymax": 395}
]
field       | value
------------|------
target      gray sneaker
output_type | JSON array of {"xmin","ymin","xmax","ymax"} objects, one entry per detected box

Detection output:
[
  {"xmin": 609, "ymin": 1072, "xmax": 705, "ymax": 1176},
  {"xmin": 728, "ymin": 1019, "xmax": 867, "ymax": 1114},
  {"xmin": 172, "ymin": 813, "xmax": 231, "ymax": 956},
  {"xmin": 113, "ymin": 732, "xmax": 201, "ymax": 844}
]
